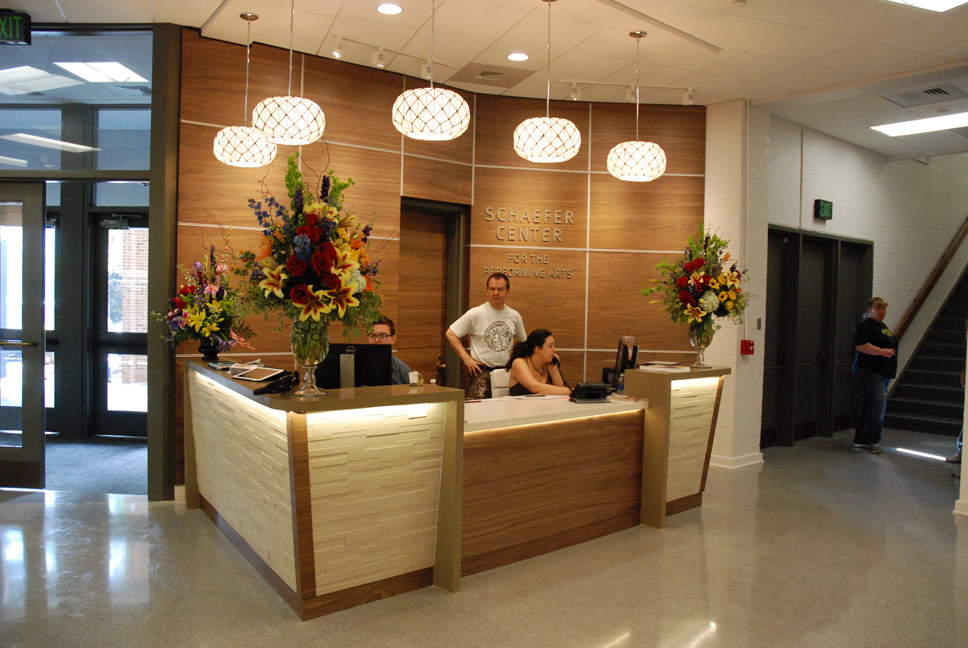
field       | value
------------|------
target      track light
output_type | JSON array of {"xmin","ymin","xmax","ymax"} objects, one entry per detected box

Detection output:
[
  {"xmin": 332, "ymin": 36, "xmax": 342, "ymax": 59},
  {"xmin": 421, "ymin": 63, "xmax": 432, "ymax": 80},
  {"xmin": 374, "ymin": 48, "xmax": 386, "ymax": 68},
  {"xmin": 569, "ymin": 82, "xmax": 580, "ymax": 101}
]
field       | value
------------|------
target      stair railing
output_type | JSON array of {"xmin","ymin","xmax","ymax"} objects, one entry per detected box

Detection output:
[{"xmin": 895, "ymin": 215, "xmax": 968, "ymax": 341}]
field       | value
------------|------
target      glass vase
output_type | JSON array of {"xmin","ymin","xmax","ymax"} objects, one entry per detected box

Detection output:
[
  {"xmin": 290, "ymin": 318, "xmax": 329, "ymax": 397},
  {"xmin": 688, "ymin": 319, "xmax": 715, "ymax": 368}
]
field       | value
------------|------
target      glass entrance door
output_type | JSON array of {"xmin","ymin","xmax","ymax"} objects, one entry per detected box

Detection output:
[{"xmin": 0, "ymin": 183, "xmax": 46, "ymax": 488}]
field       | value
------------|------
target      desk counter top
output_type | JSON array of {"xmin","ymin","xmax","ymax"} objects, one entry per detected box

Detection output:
[
  {"xmin": 185, "ymin": 360, "xmax": 463, "ymax": 413},
  {"xmin": 463, "ymin": 394, "xmax": 646, "ymax": 433}
]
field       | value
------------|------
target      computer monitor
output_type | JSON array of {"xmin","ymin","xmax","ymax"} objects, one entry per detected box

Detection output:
[
  {"xmin": 608, "ymin": 339, "xmax": 639, "ymax": 390},
  {"xmin": 315, "ymin": 343, "xmax": 392, "ymax": 389}
]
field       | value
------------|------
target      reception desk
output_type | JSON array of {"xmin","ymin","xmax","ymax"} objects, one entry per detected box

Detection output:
[{"xmin": 184, "ymin": 362, "xmax": 728, "ymax": 619}]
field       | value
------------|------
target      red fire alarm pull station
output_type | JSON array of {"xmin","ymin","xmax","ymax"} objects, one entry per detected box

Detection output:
[{"xmin": 741, "ymin": 340, "xmax": 755, "ymax": 355}]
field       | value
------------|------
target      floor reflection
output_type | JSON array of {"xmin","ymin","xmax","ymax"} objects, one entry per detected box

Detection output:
[{"xmin": 0, "ymin": 428, "xmax": 964, "ymax": 648}]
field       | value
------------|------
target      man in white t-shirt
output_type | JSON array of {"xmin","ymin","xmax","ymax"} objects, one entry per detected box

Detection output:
[{"xmin": 446, "ymin": 272, "xmax": 526, "ymax": 398}]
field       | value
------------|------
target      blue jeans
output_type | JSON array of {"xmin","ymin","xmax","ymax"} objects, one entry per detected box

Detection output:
[{"xmin": 853, "ymin": 366, "xmax": 890, "ymax": 446}]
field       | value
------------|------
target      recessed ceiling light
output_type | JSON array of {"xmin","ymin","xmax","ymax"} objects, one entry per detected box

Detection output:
[
  {"xmin": 507, "ymin": 52, "xmax": 529, "ymax": 62},
  {"xmin": 377, "ymin": 3, "xmax": 403, "ymax": 15},
  {"xmin": 54, "ymin": 62, "xmax": 147, "ymax": 83},
  {"xmin": 871, "ymin": 110, "xmax": 968, "ymax": 137},
  {"xmin": 879, "ymin": 0, "xmax": 968, "ymax": 12},
  {"xmin": 1, "ymin": 133, "xmax": 101, "ymax": 153}
]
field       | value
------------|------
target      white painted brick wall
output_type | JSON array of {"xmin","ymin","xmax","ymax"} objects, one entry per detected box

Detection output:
[{"xmin": 706, "ymin": 101, "xmax": 968, "ymax": 466}]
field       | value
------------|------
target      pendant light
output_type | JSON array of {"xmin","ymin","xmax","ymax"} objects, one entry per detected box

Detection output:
[
  {"xmin": 214, "ymin": 13, "xmax": 278, "ymax": 168},
  {"xmin": 251, "ymin": 0, "xmax": 325, "ymax": 146},
  {"xmin": 606, "ymin": 31, "xmax": 667, "ymax": 182},
  {"xmin": 391, "ymin": 0, "xmax": 470, "ymax": 141},
  {"xmin": 513, "ymin": 0, "xmax": 581, "ymax": 164}
]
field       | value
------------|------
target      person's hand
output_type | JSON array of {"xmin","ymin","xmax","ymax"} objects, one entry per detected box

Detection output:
[
  {"xmin": 882, "ymin": 348, "xmax": 896, "ymax": 358},
  {"xmin": 463, "ymin": 356, "xmax": 483, "ymax": 375}
]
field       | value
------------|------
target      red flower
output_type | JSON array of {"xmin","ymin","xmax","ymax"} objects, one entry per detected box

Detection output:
[
  {"xmin": 678, "ymin": 290, "xmax": 693, "ymax": 303},
  {"xmin": 702, "ymin": 274, "xmax": 712, "ymax": 285},
  {"xmin": 296, "ymin": 225, "xmax": 322, "ymax": 243},
  {"xmin": 289, "ymin": 284, "xmax": 311, "ymax": 304},
  {"xmin": 304, "ymin": 213, "xmax": 317, "ymax": 227},
  {"xmin": 286, "ymin": 255, "xmax": 308, "ymax": 277},
  {"xmin": 172, "ymin": 296, "xmax": 186, "ymax": 309},
  {"xmin": 684, "ymin": 262, "xmax": 694, "ymax": 273},
  {"xmin": 320, "ymin": 271, "xmax": 341, "ymax": 291},
  {"xmin": 675, "ymin": 276, "xmax": 688, "ymax": 288},
  {"xmin": 693, "ymin": 258, "xmax": 705, "ymax": 269},
  {"xmin": 311, "ymin": 249, "xmax": 333, "ymax": 276},
  {"xmin": 178, "ymin": 285, "xmax": 197, "ymax": 296}
]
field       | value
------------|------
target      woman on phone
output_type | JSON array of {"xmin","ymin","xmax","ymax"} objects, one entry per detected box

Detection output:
[{"xmin": 505, "ymin": 329, "xmax": 572, "ymax": 396}]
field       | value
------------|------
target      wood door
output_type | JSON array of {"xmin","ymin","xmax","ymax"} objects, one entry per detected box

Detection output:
[{"xmin": 398, "ymin": 207, "xmax": 449, "ymax": 381}]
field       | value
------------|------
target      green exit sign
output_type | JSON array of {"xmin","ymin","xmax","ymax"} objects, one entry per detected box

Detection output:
[
  {"xmin": 814, "ymin": 199, "xmax": 833, "ymax": 220},
  {"xmin": 0, "ymin": 11, "xmax": 31, "ymax": 45}
]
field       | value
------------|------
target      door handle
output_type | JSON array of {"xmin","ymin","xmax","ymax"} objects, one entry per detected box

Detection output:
[{"xmin": 0, "ymin": 340, "xmax": 38, "ymax": 347}]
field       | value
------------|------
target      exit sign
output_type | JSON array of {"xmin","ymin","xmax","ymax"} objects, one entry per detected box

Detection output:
[
  {"xmin": 0, "ymin": 11, "xmax": 31, "ymax": 45},
  {"xmin": 814, "ymin": 199, "xmax": 833, "ymax": 220}
]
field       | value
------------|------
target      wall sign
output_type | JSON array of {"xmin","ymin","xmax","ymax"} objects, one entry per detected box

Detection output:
[
  {"xmin": 814, "ymin": 199, "xmax": 833, "ymax": 220},
  {"xmin": 0, "ymin": 11, "xmax": 31, "ymax": 45}
]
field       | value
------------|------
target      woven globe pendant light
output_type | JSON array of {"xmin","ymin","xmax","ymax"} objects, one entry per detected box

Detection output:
[
  {"xmin": 607, "ymin": 140, "xmax": 666, "ymax": 181},
  {"xmin": 513, "ymin": 117, "xmax": 581, "ymax": 163},
  {"xmin": 252, "ymin": 95, "xmax": 325, "ymax": 145},
  {"xmin": 214, "ymin": 126, "xmax": 277, "ymax": 167},
  {"xmin": 251, "ymin": 0, "xmax": 325, "ymax": 146},
  {"xmin": 392, "ymin": 1, "xmax": 470, "ymax": 141},
  {"xmin": 514, "ymin": 0, "xmax": 580, "ymax": 164},
  {"xmin": 213, "ymin": 13, "xmax": 277, "ymax": 168},
  {"xmin": 607, "ymin": 31, "xmax": 666, "ymax": 182}
]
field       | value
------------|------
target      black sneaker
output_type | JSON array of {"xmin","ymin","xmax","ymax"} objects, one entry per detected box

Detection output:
[
  {"xmin": 853, "ymin": 443, "xmax": 869, "ymax": 450},
  {"xmin": 869, "ymin": 443, "xmax": 881, "ymax": 454}
]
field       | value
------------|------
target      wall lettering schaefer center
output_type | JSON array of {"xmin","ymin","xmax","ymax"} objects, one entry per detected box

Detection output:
[{"xmin": 481, "ymin": 206, "xmax": 575, "ymax": 280}]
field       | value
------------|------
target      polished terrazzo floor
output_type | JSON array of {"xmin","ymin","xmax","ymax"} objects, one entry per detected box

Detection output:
[{"xmin": 1, "ymin": 428, "xmax": 965, "ymax": 648}]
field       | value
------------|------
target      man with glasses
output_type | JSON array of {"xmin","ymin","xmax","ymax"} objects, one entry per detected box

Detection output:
[{"xmin": 368, "ymin": 316, "xmax": 411, "ymax": 385}]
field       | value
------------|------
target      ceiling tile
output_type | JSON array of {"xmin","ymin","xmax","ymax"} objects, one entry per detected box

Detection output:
[{"xmin": 751, "ymin": 29, "xmax": 861, "ymax": 64}]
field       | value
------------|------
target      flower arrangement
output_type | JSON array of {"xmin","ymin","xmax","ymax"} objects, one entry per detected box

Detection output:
[
  {"xmin": 642, "ymin": 225, "xmax": 749, "ymax": 334},
  {"xmin": 235, "ymin": 155, "xmax": 383, "ymax": 393},
  {"xmin": 159, "ymin": 245, "xmax": 252, "ymax": 355}
]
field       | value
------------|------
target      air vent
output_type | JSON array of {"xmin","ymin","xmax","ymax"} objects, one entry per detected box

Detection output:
[
  {"xmin": 883, "ymin": 82, "xmax": 968, "ymax": 108},
  {"xmin": 109, "ymin": 85, "xmax": 152, "ymax": 98},
  {"xmin": 449, "ymin": 62, "xmax": 534, "ymax": 89}
]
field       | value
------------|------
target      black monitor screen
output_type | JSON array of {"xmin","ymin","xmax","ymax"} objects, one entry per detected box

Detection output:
[
  {"xmin": 610, "ymin": 339, "xmax": 638, "ymax": 389},
  {"xmin": 315, "ymin": 343, "xmax": 392, "ymax": 389}
]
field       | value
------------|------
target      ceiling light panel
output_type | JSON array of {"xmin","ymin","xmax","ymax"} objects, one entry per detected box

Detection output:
[
  {"xmin": 377, "ymin": 3, "xmax": 403, "ymax": 15},
  {"xmin": 872, "ymin": 110, "xmax": 968, "ymax": 136},
  {"xmin": 879, "ymin": 0, "xmax": 968, "ymax": 12},
  {"xmin": 1, "ymin": 133, "xmax": 100, "ymax": 152},
  {"xmin": 54, "ymin": 62, "xmax": 148, "ymax": 83},
  {"xmin": 0, "ymin": 66, "xmax": 84, "ymax": 95}
]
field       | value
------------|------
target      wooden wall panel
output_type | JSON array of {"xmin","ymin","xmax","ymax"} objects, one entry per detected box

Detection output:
[
  {"xmin": 586, "ymin": 251, "xmax": 691, "ymax": 351},
  {"xmin": 467, "ymin": 247, "xmax": 587, "ymax": 350},
  {"xmin": 588, "ymin": 174, "xmax": 704, "ymax": 251},
  {"xmin": 590, "ymin": 104, "xmax": 706, "ymax": 176},
  {"xmin": 402, "ymin": 156, "xmax": 472, "ymax": 205},
  {"xmin": 474, "ymin": 96, "xmax": 590, "ymax": 172},
  {"xmin": 471, "ymin": 167, "xmax": 587, "ymax": 248},
  {"xmin": 302, "ymin": 56, "xmax": 404, "ymax": 153}
]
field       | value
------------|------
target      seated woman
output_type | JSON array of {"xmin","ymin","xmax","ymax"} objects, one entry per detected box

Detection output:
[{"xmin": 505, "ymin": 329, "xmax": 572, "ymax": 396}]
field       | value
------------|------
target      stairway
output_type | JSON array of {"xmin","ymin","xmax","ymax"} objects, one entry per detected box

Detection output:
[{"xmin": 885, "ymin": 275, "xmax": 968, "ymax": 437}]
